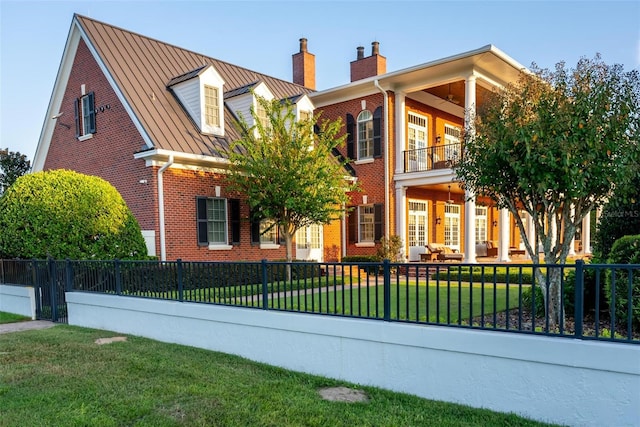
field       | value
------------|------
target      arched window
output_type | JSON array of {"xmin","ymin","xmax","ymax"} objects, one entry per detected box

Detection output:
[{"xmin": 357, "ymin": 110, "xmax": 374, "ymax": 160}]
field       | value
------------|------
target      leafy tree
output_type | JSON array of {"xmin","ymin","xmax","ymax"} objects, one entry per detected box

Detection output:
[
  {"xmin": 0, "ymin": 148, "xmax": 31, "ymax": 195},
  {"xmin": 0, "ymin": 169, "xmax": 148, "ymax": 260},
  {"xmin": 456, "ymin": 55, "xmax": 640, "ymax": 327},
  {"xmin": 227, "ymin": 95, "xmax": 355, "ymax": 263}
]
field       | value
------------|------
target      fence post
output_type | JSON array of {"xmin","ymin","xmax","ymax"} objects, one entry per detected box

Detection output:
[
  {"xmin": 574, "ymin": 259, "xmax": 584, "ymax": 339},
  {"xmin": 65, "ymin": 259, "xmax": 73, "ymax": 292},
  {"xmin": 261, "ymin": 259, "xmax": 269, "ymax": 310},
  {"xmin": 177, "ymin": 258, "xmax": 183, "ymax": 302},
  {"xmin": 115, "ymin": 259, "xmax": 122, "ymax": 295},
  {"xmin": 383, "ymin": 259, "xmax": 391, "ymax": 321}
]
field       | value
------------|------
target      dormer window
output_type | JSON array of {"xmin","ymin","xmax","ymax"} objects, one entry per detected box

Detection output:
[
  {"xmin": 255, "ymin": 100, "xmax": 269, "ymax": 129},
  {"xmin": 204, "ymin": 85, "xmax": 220, "ymax": 127},
  {"xmin": 168, "ymin": 65, "xmax": 225, "ymax": 136}
]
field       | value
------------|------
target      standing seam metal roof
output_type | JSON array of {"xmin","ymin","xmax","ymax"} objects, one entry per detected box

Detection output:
[{"xmin": 75, "ymin": 14, "xmax": 312, "ymax": 158}]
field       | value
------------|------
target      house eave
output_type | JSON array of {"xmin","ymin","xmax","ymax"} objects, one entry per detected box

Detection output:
[{"xmin": 134, "ymin": 148, "xmax": 230, "ymax": 169}]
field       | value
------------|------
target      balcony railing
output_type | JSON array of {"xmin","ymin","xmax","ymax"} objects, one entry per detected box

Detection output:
[{"xmin": 403, "ymin": 142, "xmax": 463, "ymax": 173}]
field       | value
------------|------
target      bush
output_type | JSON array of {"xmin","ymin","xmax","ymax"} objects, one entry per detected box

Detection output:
[
  {"xmin": 342, "ymin": 255, "xmax": 379, "ymax": 263},
  {"xmin": 376, "ymin": 235, "xmax": 403, "ymax": 262},
  {"xmin": 605, "ymin": 235, "xmax": 640, "ymax": 330},
  {"xmin": 0, "ymin": 169, "xmax": 147, "ymax": 260}
]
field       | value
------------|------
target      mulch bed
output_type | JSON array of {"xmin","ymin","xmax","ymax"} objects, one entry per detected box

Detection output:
[{"xmin": 471, "ymin": 309, "xmax": 640, "ymax": 341}]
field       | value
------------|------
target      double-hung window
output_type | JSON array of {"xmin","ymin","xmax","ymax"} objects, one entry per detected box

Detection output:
[
  {"xmin": 359, "ymin": 205, "xmax": 375, "ymax": 243},
  {"xmin": 259, "ymin": 220, "xmax": 278, "ymax": 245},
  {"xmin": 204, "ymin": 85, "xmax": 220, "ymax": 127},
  {"xmin": 197, "ymin": 197, "xmax": 239, "ymax": 249},
  {"xmin": 75, "ymin": 92, "xmax": 96, "ymax": 139},
  {"xmin": 357, "ymin": 110, "xmax": 374, "ymax": 160}
]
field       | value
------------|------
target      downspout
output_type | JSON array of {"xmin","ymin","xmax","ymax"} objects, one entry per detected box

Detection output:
[
  {"xmin": 374, "ymin": 79, "xmax": 390, "ymax": 238},
  {"xmin": 157, "ymin": 155, "xmax": 174, "ymax": 261}
]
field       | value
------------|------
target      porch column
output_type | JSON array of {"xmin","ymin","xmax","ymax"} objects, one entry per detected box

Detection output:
[
  {"xmin": 396, "ymin": 184, "xmax": 407, "ymax": 260},
  {"xmin": 498, "ymin": 208, "xmax": 511, "ymax": 262},
  {"xmin": 582, "ymin": 211, "xmax": 591, "ymax": 254},
  {"xmin": 463, "ymin": 74, "xmax": 477, "ymax": 263},
  {"xmin": 568, "ymin": 205, "xmax": 576, "ymax": 256},
  {"xmin": 395, "ymin": 91, "xmax": 406, "ymax": 175}
]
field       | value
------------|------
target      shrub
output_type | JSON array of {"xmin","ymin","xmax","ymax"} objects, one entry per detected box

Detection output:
[
  {"xmin": 342, "ymin": 255, "xmax": 379, "ymax": 263},
  {"xmin": 0, "ymin": 169, "xmax": 147, "ymax": 260},
  {"xmin": 376, "ymin": 235, "xmax": 403, "ymax": 262},
  {"xmin": 605, "ymin": 235, "xmax": 640, "ymax": 330}
]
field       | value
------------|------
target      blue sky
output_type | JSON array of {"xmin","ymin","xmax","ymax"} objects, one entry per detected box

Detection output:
[{"xmin": 1, "ymin": 0, "xmax": 638, "ymax": 163}]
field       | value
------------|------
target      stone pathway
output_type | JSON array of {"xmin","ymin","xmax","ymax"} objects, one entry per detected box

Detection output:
[{"xmin": 0, "ymin": 320, "xmax": 56, "ymax": 335}]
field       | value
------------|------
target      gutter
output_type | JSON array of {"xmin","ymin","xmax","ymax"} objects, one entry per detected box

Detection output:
[
  {"xmin": 374, "ymin": 80, "xmax": 390, "ymax": 238},
  {"xmin": 157, "ymin": 155, "xmax": 174, "ymax": 261}
]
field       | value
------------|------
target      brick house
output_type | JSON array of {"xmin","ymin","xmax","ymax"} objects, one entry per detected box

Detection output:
[{"xmin": 34, "ymin": 15, "xmax": 592, "ymax": 263}]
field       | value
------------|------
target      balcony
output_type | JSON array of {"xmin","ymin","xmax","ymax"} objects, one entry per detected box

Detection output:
[{"xmin": 403, "ymin": 142, "xmax": 463, "ymax": 173}]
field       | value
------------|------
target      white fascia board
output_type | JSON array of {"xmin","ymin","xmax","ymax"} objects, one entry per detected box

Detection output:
[
  {"xmin": 32, "ymin": 20, "xmax": 81, "ymax": 171},
  {"xmin": 134, "ymin": 148, "xmax": 230, "ymax": 168},
  {"xmin": 75, "ymin": 18, "xmax": 155, "ymax": 151},
  {"xmin": 311, "ymin": 45, "xmax": 528, "ymax": 107}
]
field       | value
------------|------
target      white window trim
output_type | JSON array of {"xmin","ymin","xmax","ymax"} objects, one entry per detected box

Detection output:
[
  {"xmin": 357, "ymin": 110, "xmax": 374, "ymax": 161},
  {"xmin": 355, "ymin": 242, "xmax": 375, "ymax": 248},
  {"xmin": 78, "ymin": 134, "xmax": 93, "ymax": 142},
  {"xmin": 201, "ymin": 197, "xmax": 229, "ymax": 246},
  {"xmin": 358, "ymin": 204, "xmax": 375, "ymax": 243},
  {"xmin": 260, "ymin": 243, "xmax": 281, "ymax": 250},
  {"xmin": 354, "ymin": 158, "xmax": 374, "ymax": 165},
  {"xmin": 208, "ymin": 244, "xmax": 233, "ymax": 251}
]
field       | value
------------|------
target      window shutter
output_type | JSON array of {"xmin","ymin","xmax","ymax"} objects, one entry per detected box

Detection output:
[
  {"xmin": 74, "ymin": 99, "xmax": 80, "ymax": 137},
  {"xmin": 250, "ymin": 208, "xmax": 261, "ymax": 244},
  {"xmin": 346, "ymin": 114, "xmax": 355, "ymax": 160},
  {"xmin": 87, "ymin": 92, "xmax": 96, "ymax": 134},
  {"xmin": 373, "ymin": 107, "xmax": 382, "ymax": 158},
  {"xmin": 374, "ymin": 203, "xmax": 383, "ymax": 242},
  {"xmin": 348, "ymin": 208, "xmax": 357, "ymax": 244},
  {"xmin": 229, "ymin": 199, "xmax": 240, "ymax": 244},
  {"xmin": 196, "ymin": 197, "xmax": 208, "ymax": 246}
]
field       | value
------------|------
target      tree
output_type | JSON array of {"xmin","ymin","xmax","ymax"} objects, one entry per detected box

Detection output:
[
  {"xmin": 226, "ymin": 95, "xmax": 355, "ymax": 263},
  {"xmin": 0, "ymin": 169, "xmax": 148, "ymax": 260},
  {"xmin": 456, "ymin": 55, "xmax": 640, "ymax": 327},
  {"xmin": 0, "ymin": 148, "xmax": 31, "ymax": 195}
]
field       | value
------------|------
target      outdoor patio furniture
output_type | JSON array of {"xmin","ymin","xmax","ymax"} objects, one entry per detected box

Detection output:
[
  {"xmin": 426, "ymin": 243, "xmax": 464, "ymax": 262},
  {"xmin": 476, "ymin": 241, "xmax": 498, "ymax": 257}
]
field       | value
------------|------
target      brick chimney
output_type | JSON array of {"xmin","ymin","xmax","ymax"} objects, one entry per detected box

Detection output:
[
  {"xmin": 350, "ymin": 41, "xmax": 386, "ymax": 82},
  {"xmin": 292, "ymin": 38, "xmax": 315, "ymax": 90}
]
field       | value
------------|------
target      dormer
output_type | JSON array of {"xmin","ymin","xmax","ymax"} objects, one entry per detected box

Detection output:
[
  {"xmin": 291, "ymin": 94, "xmax": 314, "ymax": 121},
  {"xmin": 168, "ymin": 64, "xmax": 225, "ymax": 136},
  {"xmin": 225, "ymin": 81, "xmax": 274, "ymax": 129}
]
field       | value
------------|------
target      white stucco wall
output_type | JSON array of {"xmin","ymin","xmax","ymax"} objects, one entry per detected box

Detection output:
[
  {"xmin": 0, "ymin": 284, "xmax": 36, "ymax": 319},
  {"xmin": 66, "ymin": 292, "xmax": 640, "ymax": 427}
]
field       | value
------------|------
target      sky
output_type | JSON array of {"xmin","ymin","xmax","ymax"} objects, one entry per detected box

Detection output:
[{"xmin": 1, "ymin": 0, "xmax": 639, "ymax": 163}]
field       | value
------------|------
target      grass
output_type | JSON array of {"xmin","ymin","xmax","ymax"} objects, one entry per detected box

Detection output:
[
  {"xmin": 0, "ymin": 311, "xmax": 30, "ymax": 324},
  {"xmin": 0, "ymin": 325, "xmax": 557, "ymax": 427}
]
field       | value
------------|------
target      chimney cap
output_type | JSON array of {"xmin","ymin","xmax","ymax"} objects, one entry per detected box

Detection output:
[
  {"xmin": 372, "ymin": 41, "xmax": 380, "ymax": 56},
  {"xmin": 299, "ymin": 38, "xmax": 308, "ymax": 53},
  {"xmin": 356, "ymin": 46, "xmax": 364, "ymax": 60}
]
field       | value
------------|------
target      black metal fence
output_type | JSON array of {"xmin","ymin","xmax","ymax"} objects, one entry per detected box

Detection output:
[{"xmin": 1, "ymin": 258, "xmax": 638, "ymax": 343}]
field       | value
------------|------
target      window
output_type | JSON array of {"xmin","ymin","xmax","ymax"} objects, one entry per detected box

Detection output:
[
  {"xmin": 74, "ymin": 92, "xmax": 96, "ymax": 139},
  {"xmin": 357, "ymin": 110, "xmax": 374, "ymax": 160},
  {"xmin": 197, "ymin": 197, "xmax": 239, "ymax": 247},
  {"xmin": 444, "ymin": 204, "xmax": 460, "ymax": 250},
  {"xmin": 359, "ymin": 205, "xmax": 375, "ymax": 242},
  {"xmin": 407, "ymin": 113, "xmax": 428, "ymax": 170},
  {"xmin": 475, "ymin": 206, "xmax": 488, "ymax": 244},
  {"xmin": 204, "ymin": 85, "xmax": 220, "ymax": 127},
  {"xmin": 260, "ymin": 220, "xmax": 278, "ymax": 245},
  {"xmin": 408, "ymin": 201, "xmax": 428, "ymax": 247},
  {"xmin": 256, "ymin": 101, "xmax": 269, "ymax": 129},
  {"xmin": 444, "ymin": 124, "xmax": 462, "ymax": 162}
]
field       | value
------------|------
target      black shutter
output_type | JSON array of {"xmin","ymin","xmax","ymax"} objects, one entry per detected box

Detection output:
[
  {"xmin": 196, "ymin": 197, "xmax": 208, "ymax": 246},
  {"xmin": 250, "ymin": 208, "xmax": 261, "ymax": 244},
  {"xmin": 346, "ymin": 114, "xmax": 355, "ymax": 160},
  {"xmin": 87, "ymin": 92, "xmax": 96, "ymax": 134},
  {"xmin": 373, "ymin": 107, "xmax": 382, "ymax": 158},
  {"xmin": 229, "ymin": 199, "xmax": 240, "ymax": 244},
  {"xmin": 74, "ymin": 99, "xmax": 80, "ymax": 137},
  {"xmin": 348, "ymin": 207, "xmax": 357, "ymax": 244},
  {"xmin": 374, "ymin": 203, "xmax": 383, "ymax": 242}
]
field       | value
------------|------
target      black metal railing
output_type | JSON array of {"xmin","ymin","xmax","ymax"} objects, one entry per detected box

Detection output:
[
  {"xmin": 403, "ymin": 142, "xmax": 463, "ymax": 173},
  {"xmin": 1, "ymin": 258, "xmax": 638, "ymax": 344}
]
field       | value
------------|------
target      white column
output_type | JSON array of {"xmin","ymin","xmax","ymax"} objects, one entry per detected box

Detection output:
[
  {"xmin": 395, "ymin": 91, "xmax": 406, "ymax": 175},
  {"xmin": 498, "ymin": 208, "xmax": 511, "ymax": 262},
  {"xmin": 463, "ymin": 74, "xmax": 477, "ymax": 263},
  {"xmin": 527, "ymin": 212, "xmax": 536, "ymax": 258},
  {"xmin": 568, "ymin": 205, "xmax": 576, "ymax": 256},
  {"xmin": 396, "ymin": 185, "xmax": 407, "ymax": 260},
  {"xmin": 582, "ymin": 211, "xmax": 591, "ymax": 254}
]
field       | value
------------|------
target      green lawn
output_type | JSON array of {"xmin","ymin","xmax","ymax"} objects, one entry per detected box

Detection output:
[
  {"xmin": 0, "ymin": 311, "xmax": 30, "ymax": 324},
  {"xmin": 0, "ymin": 325, "xmax": 556, "ymax": 427}
]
